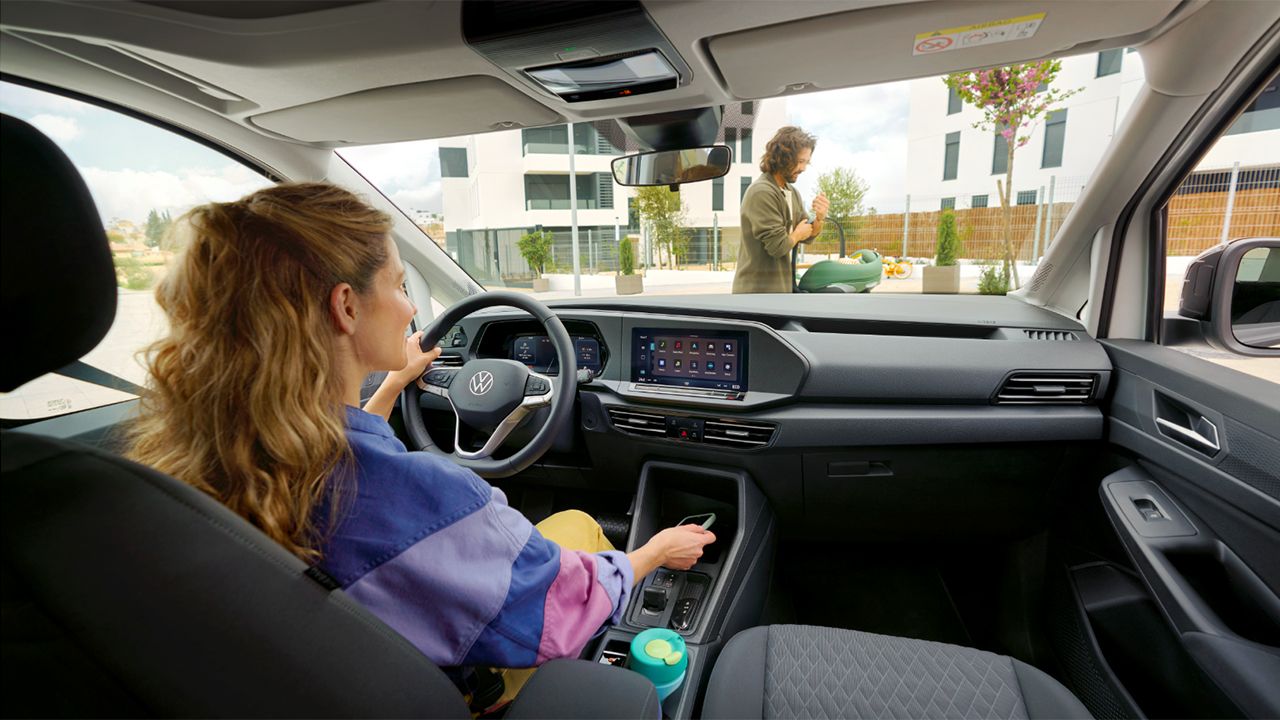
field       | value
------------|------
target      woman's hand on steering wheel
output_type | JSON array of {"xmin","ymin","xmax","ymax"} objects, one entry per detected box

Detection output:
[{"xmin": 391, "ymin": 330, "xmax": 441, "ymax": 388}]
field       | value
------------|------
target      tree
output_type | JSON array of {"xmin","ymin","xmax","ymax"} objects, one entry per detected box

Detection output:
[
  {"xmin": 517, "ymin": 229, "xmax": 554, "ymax": 277},
  {"xmin": 143, "ymin": 209, "xmax": 174, "ymax": 249},
  {"xmin": 816, "ymin": 167, "xmax": 869, "ymax": 245},
  {"xmin": 944, "ymin": 62, "xmax": 1078, "ymax": 288},
  {"xmin": 618, "ymin": 236, "xmax": 636, "ymax": 275},
  {"xmin": 634, "ymin": 186, "xmax": 690, "ymax": 269},
  {"xmin": 935, "ymin": 210, "xmax": 960, "ymax": 267}
]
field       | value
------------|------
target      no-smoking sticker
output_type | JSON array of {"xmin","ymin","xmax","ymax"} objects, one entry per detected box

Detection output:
[
  {"xmin": 913, "ymin": 12, "xmax": 1045, "ymax": 56},
  {"xmin": 915, "ymin": 36, "xmax": 953, "ymax": 54}
]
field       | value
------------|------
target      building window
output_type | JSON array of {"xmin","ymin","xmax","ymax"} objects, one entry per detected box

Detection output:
[
  {"xmin": 712, "ymin": 176, "xmax": 725, "ymax": 211},
  {"xmin": 597, "ymin": 173, "xmax": 614, "ymax": 210},
  {"xmin": 523, "ymin": 173, "xmax": 605, "ymax": 210},
  {"xmin": 942, "ymin": 131, "xmax": 960, "ymax": 181},
  {"xmin": 627, "ymin": 196, "xmax": 638, "ymax": 229},
  {"xmin": 522, "ymin": 126, "xmax": 568, "ymax": 155},
  {"xmin": 1225, "ymin": 78, "xmax": 1280, "ymax": 136},
  {"xmin": 739, "ymin": 129, "xmax": 752, "ymax": 163},
  {"xmin": 440, "ymin": 147, "xmax": 468, "ymax": 178},
  {"xmin": 971, "ymin": 194, "xmax": 988, "ymax": 208},
  {"xmin": 947, "ymin": 86, "xmax": 962, "ymax": 115},
  {"xmin": 992, "ymin": 132, "xmax": 1008, "ymax": 175},
  {"xmin": 741, "ymin": 176, "xmax": 752, "ymax": 201},
  {"xmin": 1041, "ymin": 109, "xmax": 1067, "ymax": 168},
  {"xmin": 742, "ymin": 101, "xmax": 754, "ymax": 115},
  {"xmin": 725, "ymin": 127, "xmax": 737, "ymax": 159},
  {"xmin": 1096, "ymin": 49, "xmax": 1123, "ymax": 77},
  {"xmin": 1016, "ymin": 190, "xmax": 1038, "ymax": 205},
  {"xmin": 941, "ymin": 197, "xmax": 956, "ymax": 210}
]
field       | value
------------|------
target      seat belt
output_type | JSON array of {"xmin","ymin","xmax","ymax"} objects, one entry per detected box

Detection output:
[{"xmin": 55, "ymin": 360, "xmax": 145, "ymax": 396}]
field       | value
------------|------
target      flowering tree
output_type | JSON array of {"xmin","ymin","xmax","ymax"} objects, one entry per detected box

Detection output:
[{"xmin": 944, "ymin": 62, "xmax": 1078, "ymax": 288}]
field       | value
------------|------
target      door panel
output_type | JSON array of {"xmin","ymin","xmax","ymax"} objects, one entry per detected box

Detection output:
[{"xmin": 1100, "ymin": 339, "xmax": 1280, "ymax": 718}]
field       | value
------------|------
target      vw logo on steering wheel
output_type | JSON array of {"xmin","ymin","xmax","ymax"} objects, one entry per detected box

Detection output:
[{"xmin": 469, "ymin": 371, "xmax": 494, "ymax": 396}]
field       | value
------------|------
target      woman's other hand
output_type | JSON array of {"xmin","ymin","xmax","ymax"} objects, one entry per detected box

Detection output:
[{"xmin": 392, "ymin": 330, "xmax": 440, "ymax": 387}]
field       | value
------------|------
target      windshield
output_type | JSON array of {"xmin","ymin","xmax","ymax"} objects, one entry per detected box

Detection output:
[{"xmin": 341, "ymin": 50, "xmax": 1161, "ymax": 299}]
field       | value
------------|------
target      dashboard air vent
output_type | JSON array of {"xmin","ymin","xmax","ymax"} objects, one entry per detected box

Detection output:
[
  {"xmin": 432, "ymin": 354, "xmax": 465, "ymax": 367},
  {"xmin": 1024, "ymin": 329, "xmax": 1078, "ymax": 341},
  {"xmin": 703, "ymin": 420, "xmax": 776, "ymax": 448},
  {"xmin": 996, "ymin": 373, "xmax": 1096, "ymax": 404},
  {"xmin": 606, "ymin": 407, "xmax": 667, "ymax": 436}
]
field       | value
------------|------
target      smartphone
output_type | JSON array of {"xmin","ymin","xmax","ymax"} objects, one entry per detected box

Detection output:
[{"xmin": 676, "ymin": 513, "xmax": 716, "ymax": 530}]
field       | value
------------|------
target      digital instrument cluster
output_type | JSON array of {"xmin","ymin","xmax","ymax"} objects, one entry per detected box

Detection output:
[{"xmin": 510, "ymin": 334, "xmax": 602, "ymax": 375}]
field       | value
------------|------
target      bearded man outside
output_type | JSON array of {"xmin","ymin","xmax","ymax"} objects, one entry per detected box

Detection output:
[{"xmin": 733, "ymin": 126, "xmax": 829, "ymax": 293}]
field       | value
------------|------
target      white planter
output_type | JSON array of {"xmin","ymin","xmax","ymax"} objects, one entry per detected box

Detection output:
[
  {"xmin": 922, "ymin": 264, "xmax": 960, "ymax": 294},
  {"xmin": 615, "ymin": 274, "xmax": 644, "ymax": 295},
  {"xmin": 532, "ymin": 277, "xmax": 550, "ymax": 292}
]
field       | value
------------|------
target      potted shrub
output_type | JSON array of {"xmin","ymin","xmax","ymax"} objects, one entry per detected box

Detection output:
[
  {"xmin": 518, "ymin": 229, "xmax": 553, "ymax": 292},
  {"xmin": 615, "ymin": 237, "xmax": 643, "ymax": 295},
  {"xmin": 923, "ymin": 210, "xmax": 961, "ymax": 294}
]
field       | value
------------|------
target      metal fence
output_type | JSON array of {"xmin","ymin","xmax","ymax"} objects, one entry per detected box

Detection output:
[
  {"xmin": 808, "ymin": 176, "xmax": 1088, "ymax": 262},
  {"xmin": 1167, "ymin": 163, "xmax": 1280, "ymax": 255},
  {"xmin": 449, "ymin": 164, "xmax": 1279, "ymax": 281}
]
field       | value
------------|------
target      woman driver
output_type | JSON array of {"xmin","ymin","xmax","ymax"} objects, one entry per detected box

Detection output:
[{"xmin": 127, "ymin": 183, "xmax": 715, "ymax": 707}]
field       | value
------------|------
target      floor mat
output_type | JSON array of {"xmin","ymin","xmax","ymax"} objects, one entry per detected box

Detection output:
[{"xmin": 771, "ymin": 546, "xmax": 973, "ymax": 647}]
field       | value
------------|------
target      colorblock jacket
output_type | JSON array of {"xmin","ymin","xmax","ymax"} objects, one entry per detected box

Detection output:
[{"xmin": 317, "ymin": 406, "xmax": 633, "ymax": 668}]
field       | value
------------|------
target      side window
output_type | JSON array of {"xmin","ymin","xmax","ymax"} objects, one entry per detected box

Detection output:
[
  {"xmin": 1160, "ymin": 75, "xmax": 1280, "ymax": 383},
  {"xmin": 0, "ymin": 81, "xmax": 272, "ymax": 421}
]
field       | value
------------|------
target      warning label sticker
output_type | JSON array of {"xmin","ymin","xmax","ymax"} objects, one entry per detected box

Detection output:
[{"xmin": 913, "ymin": 13, "xmax": 1046, "ymax": 56}]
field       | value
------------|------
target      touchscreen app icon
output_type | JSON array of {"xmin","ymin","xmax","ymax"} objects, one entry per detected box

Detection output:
[
  {"xmin": 674, "ymin": 341, "xmax": 683, "ymax": 350},
  {"xmin": 691, "ymin": 361, "xmax": 699, "ymax": 370},
  {"xmin": 674, "ymin": 359, "xmax": 683, "ymax": 369},
  {"xmin": 706, "ymin": 361, "xmax": 716, "ymax": 371},
  {"xmin": 658, "ymin": 359, "xmax": 666, "ymax": 368}
]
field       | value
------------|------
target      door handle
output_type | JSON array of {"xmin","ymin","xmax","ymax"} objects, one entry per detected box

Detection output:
[{"xmin": 1155, "ymin": 415, "xmax": 1220, "ymax": 455}]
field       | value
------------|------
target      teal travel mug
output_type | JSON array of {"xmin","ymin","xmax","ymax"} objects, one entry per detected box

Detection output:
[{"xmin": 628, "ymin": 628, "xmax": 688, "ymax": 701}]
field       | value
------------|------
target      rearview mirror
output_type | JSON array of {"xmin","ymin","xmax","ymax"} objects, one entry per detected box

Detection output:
[
  {"xmin": 1178, "ymin": 237, "xmax": 1279, "ymax": 356},
  {"xmin": 611, "ymin": 146, "xmax": 731, "ymax": 187}
]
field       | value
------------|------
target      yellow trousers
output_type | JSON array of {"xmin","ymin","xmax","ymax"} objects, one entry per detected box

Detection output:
[{"xmin": 491, "ymin": 510, "xmax": 616, "ymax": 709}]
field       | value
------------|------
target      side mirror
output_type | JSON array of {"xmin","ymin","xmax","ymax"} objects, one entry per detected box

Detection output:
[
  {"xmin": 1178, "ymin": 237, "xmax": 1279, "ymax": 356},
  {"xmin": 611, "ymin": 145, "xmax": 731, "ymax": 187}
]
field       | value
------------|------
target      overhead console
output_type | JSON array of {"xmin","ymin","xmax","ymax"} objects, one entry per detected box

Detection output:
[{"xmin": 463, "ymin": 0, "xmax": 691, "ymax": 104}]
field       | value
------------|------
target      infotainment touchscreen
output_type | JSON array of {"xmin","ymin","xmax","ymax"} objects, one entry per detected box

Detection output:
[{"xmin": 631, "ymin": 328, "xmax": 748, "ymax": 395}]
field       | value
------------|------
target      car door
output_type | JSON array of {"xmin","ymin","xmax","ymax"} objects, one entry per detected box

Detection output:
[{"xmin": 1086, "ymin": 60, "xmax": 1280, "ymax": 718}]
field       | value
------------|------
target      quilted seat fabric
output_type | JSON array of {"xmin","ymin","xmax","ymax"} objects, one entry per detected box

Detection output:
[
  {"xmin": 703, "ymin": 625, "xmax": 1091, "ymax": 720},
  {"xmin": 765, "ymin": 625, "xmax": 1025, "ymax": 719}
]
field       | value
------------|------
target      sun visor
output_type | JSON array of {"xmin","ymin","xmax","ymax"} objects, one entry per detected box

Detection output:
[
  {"xmin": 250, "ymin": 75, "xmax": 560, "ymax": 144},
  {"xmin": 709, "ymin": 0, "xmax": 1183, "ymax": 99}
]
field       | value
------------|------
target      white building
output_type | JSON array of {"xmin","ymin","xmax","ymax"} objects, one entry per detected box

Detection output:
[
  {"xmin": 905, "ymin": 50, "xmax": 1280, "ymax": 211},
  {"xmin": 439, "ymin": 100, "xmax": 788, "ymax": 281}
]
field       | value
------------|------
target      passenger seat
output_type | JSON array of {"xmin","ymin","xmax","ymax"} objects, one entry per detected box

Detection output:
[{"xmin": 703, "ymin": 625, "xmax": 1090, "ymax": 719}]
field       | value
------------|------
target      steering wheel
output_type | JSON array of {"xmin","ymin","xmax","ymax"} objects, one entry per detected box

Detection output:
[{"xmin": 401, "ymin": 291, "xmax": 577, "ymax": 478}]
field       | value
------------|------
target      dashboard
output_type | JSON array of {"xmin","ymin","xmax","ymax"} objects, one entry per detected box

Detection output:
[{"xmin": 433, "ymin": 295, "xmax": 1113, "ymax": 454}]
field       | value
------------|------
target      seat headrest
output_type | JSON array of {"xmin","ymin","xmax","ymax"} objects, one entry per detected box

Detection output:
[{"xmin": 1, "ymin": 114, "xmax": 117, "ymax": 392}]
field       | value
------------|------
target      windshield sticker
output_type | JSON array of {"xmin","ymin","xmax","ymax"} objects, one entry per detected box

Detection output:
[{"xmin": 913, "ymin": 13, "xmax": 1046, "ymax": 56}]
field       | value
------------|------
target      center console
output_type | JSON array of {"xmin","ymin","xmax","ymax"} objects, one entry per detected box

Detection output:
[{"xmin": 588, "ymin": 461, "xmax": 776, "ymax": 718}]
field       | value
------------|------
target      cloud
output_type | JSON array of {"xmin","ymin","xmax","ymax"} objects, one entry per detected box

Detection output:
[
  {"xmin": 787, "ymin": 80, "xmax": 913, "ymax": 212},
  {"xmin": 390, "ymin": 184, "xmax": 443, "ymax": 213},
  {"xmin": 0, "ymin": 82, "xmax": 89, "ymax": 115},
  {"xmin": 29, "ymin": 114, "xmax": 82, "ymax": 143},
  {"xmin": 79, "ymin": 165, "xmax": 270, "ymax": 224}
]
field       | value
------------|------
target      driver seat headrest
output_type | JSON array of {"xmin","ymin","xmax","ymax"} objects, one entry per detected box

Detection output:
[{"xmin": 0, "ymin": 113, "xmax": 117, "ymax": 392}]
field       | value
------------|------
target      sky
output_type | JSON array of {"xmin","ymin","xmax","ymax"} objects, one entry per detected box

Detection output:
[
  {"xmin": 787, "ymin": 81, "xmax": 912, "ymax": 213},
  {"xmin": 0, "ymin": 77, "xmax": 912, "ymax": 223},
  {"xmin": 0, "ymin": 81, "xmax": 269, "ymax": 226}
]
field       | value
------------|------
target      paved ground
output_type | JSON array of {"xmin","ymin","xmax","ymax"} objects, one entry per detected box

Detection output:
[{"xmin": 1, "ymin": 270, "xmax": 1272, "ymax": 420}]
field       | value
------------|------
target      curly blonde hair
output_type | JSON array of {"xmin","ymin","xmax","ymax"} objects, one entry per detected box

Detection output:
[{"xmin": 127, "ymin": 183, "xmax": 392, "ymax": 560}]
